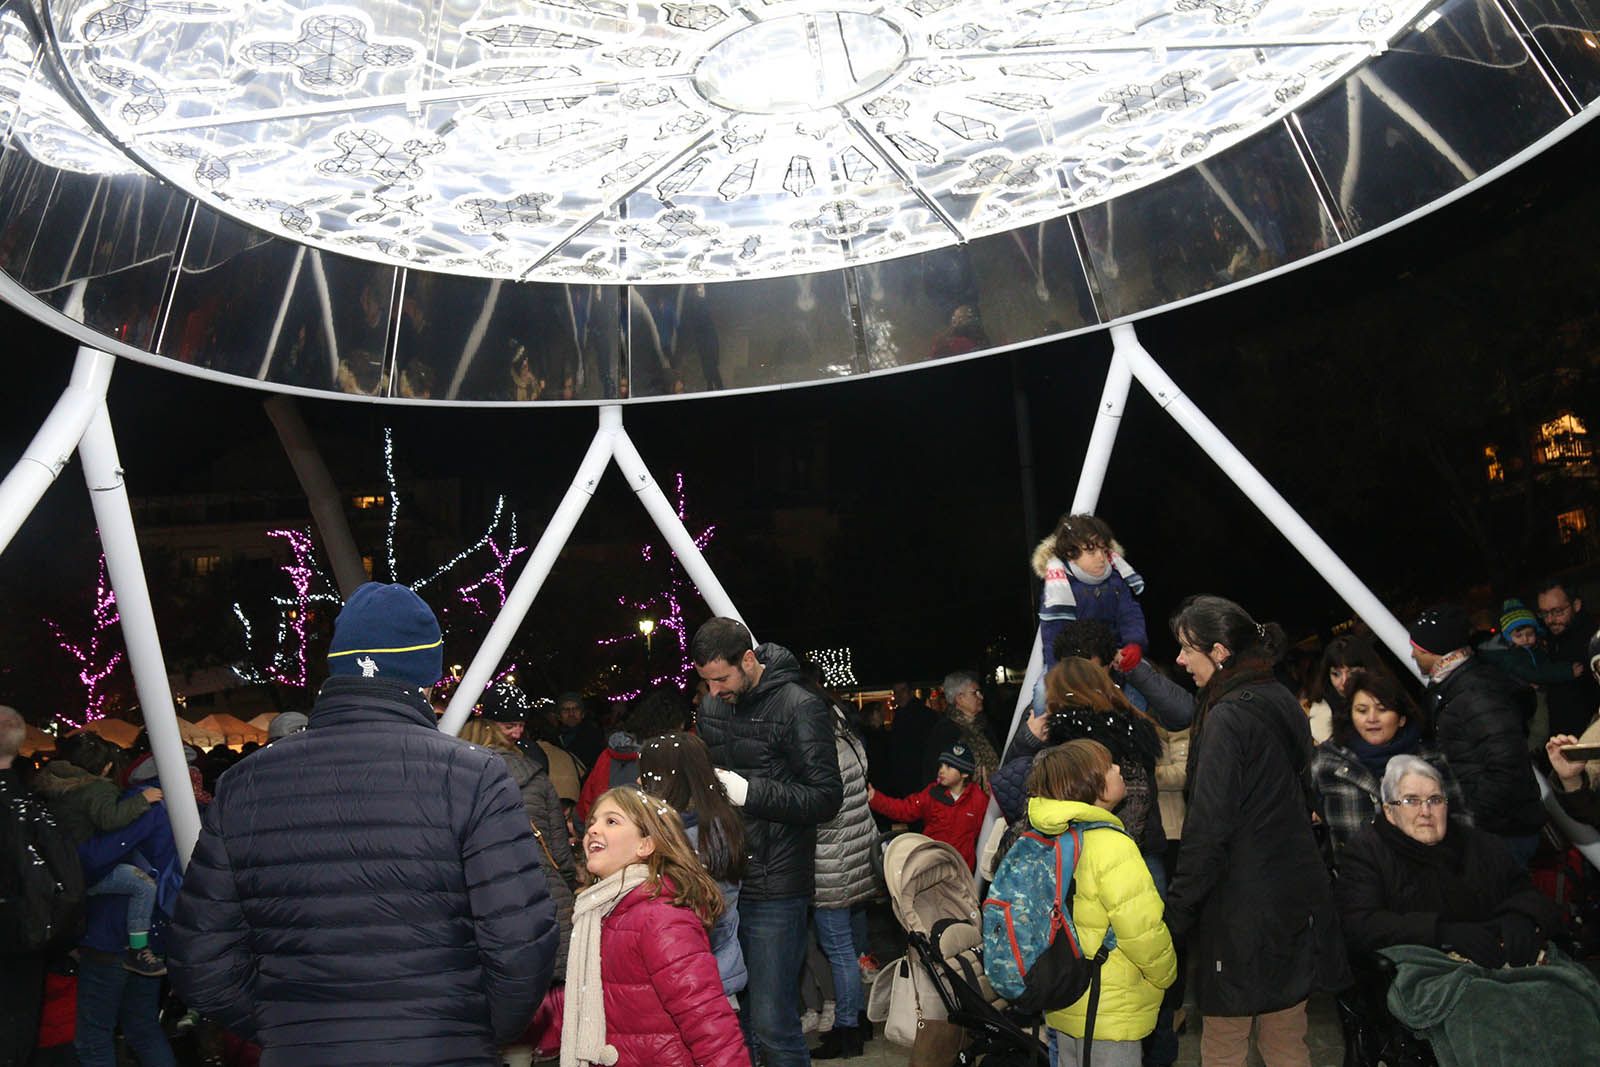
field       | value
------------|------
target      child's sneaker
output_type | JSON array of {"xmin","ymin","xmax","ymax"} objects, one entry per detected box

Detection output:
[
  {"xmin": 124, "ymin": 946, "xmax": 167, "ymax": 977},
  {"xmin": 858, "ymin": 952, "xmax": 881, "ymax": 978}
]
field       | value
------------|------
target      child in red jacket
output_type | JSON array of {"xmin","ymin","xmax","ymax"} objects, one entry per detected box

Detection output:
[
  {"xmin": 868, "ymin": 744, "xmax": 990, "ymax": 869},
  {"xmin": 562, "ymin": 786, "xmax": 749, "ymax": 1067}
]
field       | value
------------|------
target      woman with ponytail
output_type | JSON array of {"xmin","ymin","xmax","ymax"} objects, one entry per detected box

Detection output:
[{"xmin": 1163, "ymin": 596, "xmax": 1349, "ymax": 1067}]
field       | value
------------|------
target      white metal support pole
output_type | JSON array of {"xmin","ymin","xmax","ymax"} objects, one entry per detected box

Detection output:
[
  {"xmin": 0, "ymin": 347, "xmax": 115, "ymax": 555},
  {"xmin": 977, "ymin": 628, "xmax": 1044, "ymax": 886},
  {"xmin": 611, "ymin": 428, "xmax": 749, "ymax": 630},
  {"xmin": 78, "ymin": 401, "xmax": 203, "ymax": 866},
  {"xmin": 263, "ymin": 396, "xmax": 368, "ymax": 599},
  {"xmin": 1113, "ymin": 323, "xmax": 1420, "ymax": 678},
  {"xmin": 1071, "ymin": 347, "xmax": 1134, "ymax": 515},
  {"xmin": 439, "ymin": 407, "xmax": 621, "ymax": 735}
]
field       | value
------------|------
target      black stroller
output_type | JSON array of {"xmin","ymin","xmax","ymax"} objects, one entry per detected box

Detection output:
[{"xmin": 876, "ymin": 833, "xmax": 1049, "ymax": 1066}]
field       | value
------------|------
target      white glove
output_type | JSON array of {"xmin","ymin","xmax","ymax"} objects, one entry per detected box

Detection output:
[{"xmin": 715, "ymin": 768, "xmax": 749, "ymax": 807}]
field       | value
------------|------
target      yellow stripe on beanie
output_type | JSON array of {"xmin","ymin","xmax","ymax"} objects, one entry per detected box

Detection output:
[{"xmin": 328, "ymin": 638, "xmax": 444, "ymax": 658}]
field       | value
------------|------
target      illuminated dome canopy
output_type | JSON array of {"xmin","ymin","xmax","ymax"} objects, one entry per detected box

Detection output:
[
  {"xmin": 0, "ymin": 0, "xmax": 1596, "ymax": 403},
  {"xmin": 44, "ymin": 0, "xmax": 1439, "ymax": 282}
]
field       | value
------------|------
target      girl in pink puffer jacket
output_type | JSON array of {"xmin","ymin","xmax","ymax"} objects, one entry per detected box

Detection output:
[{"xmin": 560, "ymin": 786, "xmax": 749, "ymax": 1067}]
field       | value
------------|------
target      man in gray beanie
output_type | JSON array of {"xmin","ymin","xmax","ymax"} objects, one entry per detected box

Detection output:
[{"xmin": 169, "ymin": 583, "xmax": 558, "ymax": 1065}]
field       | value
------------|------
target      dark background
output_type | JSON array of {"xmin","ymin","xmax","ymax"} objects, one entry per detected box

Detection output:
[{"xmin": 1, "ymin": 119, "xmax": 1596, "ymax": 720}]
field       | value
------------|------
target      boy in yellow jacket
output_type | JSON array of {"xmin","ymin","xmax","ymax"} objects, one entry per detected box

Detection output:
[{"xmin": 1026, "ymin": 740, "xmax": 1176, "ymax": 1066}]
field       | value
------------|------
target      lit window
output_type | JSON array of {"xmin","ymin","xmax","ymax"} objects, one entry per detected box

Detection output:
[
  {"xmin": 188, "ymin": 553, "xmax": 223, "ymax": 577},
  {"xmin": 1557, "ymin": 509, "xmax": 1590, "ymax": 544},
  {"xmin": 352, "ymin": 494, "xmax": 387, "ymax": 510},
  {"xmin": 362, "ymin": 555, "xmax": 375, "ymax": 578},
  {"xmin": 1536, "ymin": 413, "xmax": 1592, "ymax": 466},
  {"xmin": 1484, "ymin": 445, "xmax": 1504, "ymax": 483}
]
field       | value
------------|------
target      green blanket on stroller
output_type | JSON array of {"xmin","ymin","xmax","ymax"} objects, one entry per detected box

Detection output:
[{"xmin": 1380, "ymin": 943, "xmax": 1600, "ymax": 1067}]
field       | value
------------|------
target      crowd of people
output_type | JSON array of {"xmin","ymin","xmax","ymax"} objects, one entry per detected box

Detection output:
[{"xmin": 3, "ymin": 510, "xmax": 1600, "ymax": 1067}]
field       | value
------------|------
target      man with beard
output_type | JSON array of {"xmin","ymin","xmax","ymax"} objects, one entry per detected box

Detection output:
[
  {"xmin": 1535, "ymin": 579, "xmax": 1600, "ymax": 738},
  {"xmin": 693, "ymin": 618, "xmax": 842, "ymax": 1067}
]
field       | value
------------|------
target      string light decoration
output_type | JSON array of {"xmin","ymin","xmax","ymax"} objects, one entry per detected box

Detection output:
[
  {"xmin": 384, "ymin": 426, "xmax": 402, "ymax": 582},
  {"xmin": 44, "ymin": 552, "xmax": 124, "ymax": 729},
  {"xmin": 227, "ymin": 429, "xmax": 527, "ymax": 690},
  {"xmin": 808, "ymin": 648, "xmax": 858, "ymax": 690},
  {"xmin": 596, "ymin": 473, "xmax": 716, "ymax": 703}
]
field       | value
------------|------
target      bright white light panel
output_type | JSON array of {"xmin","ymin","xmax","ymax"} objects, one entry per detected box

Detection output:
[{"xmin": 42, "ymin": 0, "xmax": 1429, "ymax": 282}]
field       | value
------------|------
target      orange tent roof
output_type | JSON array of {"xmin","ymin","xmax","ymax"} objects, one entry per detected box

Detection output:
[
  {"xmin": 77, "ymin": 718, "xmax": 140, "ymax": 748},
  {"xmin": 20, "ymin": 723, "xmax": 56, "ymax": 756},
  {"xmin": 195, "ymin": 713, "xmax": 267, "ymax": 745}
]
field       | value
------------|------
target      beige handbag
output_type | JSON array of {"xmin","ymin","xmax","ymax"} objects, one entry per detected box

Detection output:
[{"xmin": 866, "ymin": 952, "xmax": 948, "ymax": 1047}]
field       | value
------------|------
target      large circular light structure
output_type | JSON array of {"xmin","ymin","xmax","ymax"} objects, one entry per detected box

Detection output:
[
  {"xmin": 41, "ymin": 0, "xmax": 1443, "ymax": 283},
  {"xmin": 0, "ymin": 0, "xmax": 1596, "ymax": 402}
]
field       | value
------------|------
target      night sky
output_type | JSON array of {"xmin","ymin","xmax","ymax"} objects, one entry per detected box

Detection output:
[{"xmin": 1, "ymin": 117, "xmax": 1597, "ymax": 704}]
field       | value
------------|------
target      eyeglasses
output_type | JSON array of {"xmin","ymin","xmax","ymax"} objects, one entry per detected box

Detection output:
[
  {"xmin": 1537, "ymin": 604, "xmax": 1573, "ymax": 619},
  {"xmin": 1388, "ymin": 794, "xmax": 1447, "ymax": 809}
]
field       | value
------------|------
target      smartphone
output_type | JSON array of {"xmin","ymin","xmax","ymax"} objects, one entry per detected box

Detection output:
[{"xmin": 1559, "ymin": 743, "xmax": 1600, "ymax": 761}]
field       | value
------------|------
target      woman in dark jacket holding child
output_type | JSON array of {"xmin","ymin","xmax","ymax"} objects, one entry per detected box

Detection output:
[{"xmin": 1164, "ymin": 595, "xmax": 1349, "ymax": 1067}]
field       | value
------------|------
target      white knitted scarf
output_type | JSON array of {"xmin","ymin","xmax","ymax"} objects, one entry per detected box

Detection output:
[{"xmin": 562, "ymin": 863, "xmax": 650, "ymax": 1067}]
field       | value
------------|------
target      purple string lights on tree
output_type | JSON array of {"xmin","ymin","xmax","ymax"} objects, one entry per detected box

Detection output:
[
  {"xmin": 45, "ymin": 552, "xmax": 124, "ymax": 729},
  {"xmin": 597, "ymin": 473, "xmax": 716, "ymax": 702}
]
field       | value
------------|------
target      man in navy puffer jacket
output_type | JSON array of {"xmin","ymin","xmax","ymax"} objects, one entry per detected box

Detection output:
[{"xmin": 169, "ymin": 583, "xmax": 558, "ymax": 1066}]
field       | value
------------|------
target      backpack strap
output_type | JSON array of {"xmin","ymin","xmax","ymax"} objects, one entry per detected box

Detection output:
[{"xmin": 1081, "ymin": 940, "xmax": 1114, "ymax": 1067}]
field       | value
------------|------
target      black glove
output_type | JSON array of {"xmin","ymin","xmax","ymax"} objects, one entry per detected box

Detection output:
[
  {"xmin": 1498, "ymin": 913, "xmax": 1542, "ymax": 967},
  {"xmin": 1438, "ymin": 921, "xmax": 1506, "ymax": 968}
]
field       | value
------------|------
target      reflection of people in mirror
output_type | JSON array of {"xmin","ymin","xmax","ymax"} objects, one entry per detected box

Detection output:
[{"xmin": 928, "ymin": 304, "xmax": 989, "ymax": 358}]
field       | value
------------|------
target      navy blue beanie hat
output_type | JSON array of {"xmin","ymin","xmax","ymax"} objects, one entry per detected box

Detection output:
[
  {"xmin": 327, "ymin": 582, "xmax": 443, "ymax": 688},
  {"xmin": 938, "ymin": 743, "xmax": 977, "ymax": 777}
]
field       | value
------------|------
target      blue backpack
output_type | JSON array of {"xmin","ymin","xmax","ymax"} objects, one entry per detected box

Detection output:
[{"xmin": 982, "ymin": 821, "xmax": 1122, "ymax": 1022}]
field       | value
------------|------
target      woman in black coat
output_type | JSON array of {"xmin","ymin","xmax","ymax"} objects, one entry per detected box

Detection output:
[{"xmin": 1164, "ymin": 596, "xmax": 1349, "ymax": 1066}]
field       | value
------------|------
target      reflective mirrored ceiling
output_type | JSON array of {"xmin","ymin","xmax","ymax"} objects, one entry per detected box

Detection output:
[{"xmin": 0, "ymin": 0, "xmax": 1596, "ymax": 404}]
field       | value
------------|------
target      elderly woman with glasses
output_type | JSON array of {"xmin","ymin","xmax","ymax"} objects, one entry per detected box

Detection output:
[{"xmin": 1335, "ymin": 755, "xmax": 1557, "ymax": 968}]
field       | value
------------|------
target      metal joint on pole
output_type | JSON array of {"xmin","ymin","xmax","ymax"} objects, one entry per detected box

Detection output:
[
  {"xmin": 78, "ymin": 399, "xmax": 204, "ymax": 867},
  {"xmin": 0, "ymin": 346, "xmax": 116, "ymax": 556},
  {"xmin": 439, "ymin": 407, "xmax": 621, "ymax": 735},
  {"xmin": 1112, "ymin": 324, "xmax": 1420, "ymax": 678}
]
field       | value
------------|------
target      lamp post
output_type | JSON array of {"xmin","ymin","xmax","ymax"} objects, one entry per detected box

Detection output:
[{"xmin": 638, "ymin": 617, "xmax": 655, "ymax": 656}]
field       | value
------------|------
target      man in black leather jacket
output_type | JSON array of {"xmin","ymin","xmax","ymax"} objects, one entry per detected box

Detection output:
[
  {"xmin": 1410, "ymin": 605, "xmax": 1545, "ymax": 866},
  {"xmin": 693, "ymin": 617, "xmax": 842, "ymax": 1067}
]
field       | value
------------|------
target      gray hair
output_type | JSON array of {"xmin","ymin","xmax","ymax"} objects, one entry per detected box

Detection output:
[
  {"xmin": 942, "ymin": 671, "xmax": 980, "ymax": 701},
  {"xmin": 0, "ymin": 705, "xmax": 24, "ymax": 760},
  {"xmin": 1380, "ymin": 754, "xmax": 1445, "ymax": 804}
]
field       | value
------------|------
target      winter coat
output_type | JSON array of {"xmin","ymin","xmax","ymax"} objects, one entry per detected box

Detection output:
[
  {"xmin": 1028, "ymin": 799, "xmax": 1176, "ymax": 1042},
  {"xmin": 1309, "ymin": 741, "xmax": 1470, "ymax": 861},
  {"xmin": 596, "ymin": 882, "xmax": 750, "ymax": 1067},
  {"xmin": 1165, "ymin": 668, "xmax": 1349, "ymax": 1017},
  {"xmin": 168, "ymin": 676, "xmax": 558, "ymax": 1066},
  {"xmin": 1425, "ymin": 658, "xmax": 1545, "ymax": 836},
  {"xmin": 1154, "ymin": 730, "xmax": 1188, "ymax": 841},
  {"xmin": 30, "ymin": 762, "xmax": 150, "ymax": 845},
  {"xmin": 76, "ymin": 798, "xmax": 177, "ymax": 955},
  {"xmin": 537, "ymin": 740, "xmax": 586, "ymax": 805},
  {"xmin": 1032, "ymin": 538, "xmax": 1148, "ymax": 670},
  {"xmin": 1476, "ymin": 636, "xmax": 1578, "ymax": 688},
  {"xmin": 814, "ymin": 710, "xmax": 879, "ymax": 909},
  {"xmin": 558, "ymin": 717, "xmax": 607, "ymax": 771},
  {"xmin": 991, "ymin": 709, "xmax": 1164, "ymax": 855},
  {"xmin": 682, "ymin": 814, "xmax": 747, "ymax": 996},
  {"xmin": 869, "ymin": 780, "xmax": 989, "ymax": 870},
  {"xmin": 1541, "ymin": 611, "xmax": 1600, "ymax": 738},
  {"xmin": 697, "ymin": 643, "xmax": 843, "ymax": 900},
  {"xmin": 499, "ymin": 746, "xmax": 578, "ymax": 977},
  {"xmin": 888, "ymin": 699, "xmax": 936, "ymax": 798},
  {"xmin": 577, "ymin": 737, "xmax": 640, "ymax": 824},
  {"xmin": 1335, "ymin": 815, "xmax": 1559, "ymax": 958}
]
